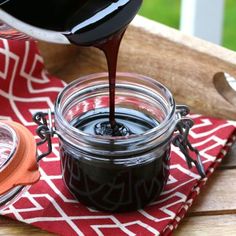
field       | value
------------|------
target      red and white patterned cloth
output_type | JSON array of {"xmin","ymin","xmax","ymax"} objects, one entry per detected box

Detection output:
[{"xmin": 0, "ymin": 39, "xmax": 236, "ymax": 236}]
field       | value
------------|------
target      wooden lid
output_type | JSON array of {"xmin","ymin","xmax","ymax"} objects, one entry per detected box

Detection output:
[{"xmin": 0, "ymin": 121, "xmax": 40, "ymax": 195}]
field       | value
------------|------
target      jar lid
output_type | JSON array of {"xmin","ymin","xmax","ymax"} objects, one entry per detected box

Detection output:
[{"xmin": 0, "ymin": 121, "xmax": 40, "ymax": 196}]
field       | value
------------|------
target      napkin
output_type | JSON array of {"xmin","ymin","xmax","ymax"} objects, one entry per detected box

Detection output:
[{"xmin": 0, "ymin": 39, "xmax": 235, "ymax": 236}]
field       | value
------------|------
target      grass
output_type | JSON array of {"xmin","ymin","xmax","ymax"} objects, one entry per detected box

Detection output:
[
  {"xmin": 139, "ymin": 0, "xmax": 236, "ymax": 51},
  {"xmin": 224, "ymin": 0, "xmax": 236, "ymax": 50}
]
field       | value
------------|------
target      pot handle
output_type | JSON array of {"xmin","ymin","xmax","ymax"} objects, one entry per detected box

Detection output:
[
  {"xmin": 173, "ymin": 105, "xmax": 206, "ymax": 178},
  {"xmin": 33, "ymin": 110, "xmax": 55, "ymax": 162}
]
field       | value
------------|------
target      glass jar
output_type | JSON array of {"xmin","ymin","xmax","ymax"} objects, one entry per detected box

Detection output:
[
  {"xmin": 49, "ymin": 72, "xmax": 204, "ymax": 212},
  {"xmin": 0, "ymin": 72, "xmax": 205, "ymax": 212},
  {"xmin": 0, "ymin": 121, "xmax": 40, "ymax": 210}
]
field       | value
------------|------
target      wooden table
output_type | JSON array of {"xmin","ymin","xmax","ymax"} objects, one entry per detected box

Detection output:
[{"xmin": 1, "ymin": 15, "xmax": 236, "ymax": 235}]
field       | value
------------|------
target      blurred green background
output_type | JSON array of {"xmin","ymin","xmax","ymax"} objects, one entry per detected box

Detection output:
[{"xmin": 139, "ymin": 0, "xmax": 236, "ymax": 51}]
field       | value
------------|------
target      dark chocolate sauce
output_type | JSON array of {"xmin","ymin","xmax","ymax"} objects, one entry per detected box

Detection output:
[
  {"xmin": 65, "ymin": 1, "xmax": 143, "ymax": 136},
  {"xmin": 1, "ymin": 0, "xmax": 143, "ymax": 136},
  {"xmin": 60, "ymin": 143, "xmax": 170, "ymax": 212},
  {"xmin": 63, "ymin": 108, "xmax": 170, "ymax": 212},
  {"xmin": 65, "ymin": 1, "xmax": 143, "ymax": 135},
  {"xmin": 95, "ymin": 31, "xmax": 126, "ymax": 135},
  {"xmin": 1, "ymin": 0, "xmax": 143, "ymax": 45},
  {"xmin": 1, "ymin": 0, "xmax": 85, "ymax": 31},
  {"xmin": 71, "ymin": 108, "xmax": 159, "ymax": 137}
]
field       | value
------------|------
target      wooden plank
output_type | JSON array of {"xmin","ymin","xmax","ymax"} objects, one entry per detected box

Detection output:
[
  {"xmin": 37, "ymin": 16, "xmax": 236, "ymax": 120},
  {"xmin": 0, "ymin": 217, "xmax": 53, "ymax": 235},
  {"xmin": 1, "ymin": 215, "xmax": 236, "ymax": 236},
  {"xmin": 221, "ymin": 141, "xmax": 236, "ymax": 168},
  {"xmin": 190, "ymin": 169, "xmax": 236, "ymax": 214},
  {"xmin": 175, "ymin": 214, "xmax": 236, "ymax": 236}
]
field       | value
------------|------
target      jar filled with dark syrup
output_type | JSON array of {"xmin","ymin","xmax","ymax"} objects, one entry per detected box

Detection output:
[
  {"xmin": 0, "ymin": 0, "xmax": 205, "ymax": 212},
  {"xmin": 54, "ymin": 73, "xmax": 178, "ymax": 212}
]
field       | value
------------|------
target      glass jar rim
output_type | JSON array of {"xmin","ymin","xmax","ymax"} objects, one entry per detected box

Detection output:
[
  {"xmin": 54, "ymin": 72, "xmax": 176, "ymax": 143},
  {"xmin": 0, "ymin": 122, "xmax": 18, "ymax": 170}
]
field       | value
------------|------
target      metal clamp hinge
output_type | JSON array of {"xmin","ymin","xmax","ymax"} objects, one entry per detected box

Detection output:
[
  {"xmin": 173, "ymin": 106, "xmax": 206, "ymax": 178},
  {"xmin": 33, "ymin": 110, "xmax": 55, "ymax": 161}
]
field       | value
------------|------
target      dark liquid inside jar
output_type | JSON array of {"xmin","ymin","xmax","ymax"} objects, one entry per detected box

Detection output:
[
  {"xmin": 55, "ymin": 72, "xmax": 175, "ymax": 212},
  {"xmin": 59, "ymin": 107, "xmax": 171, "ymax": 212},
  {"xmin": 61, "ymin": 148, "xmax": 170, "ymax": 212},
  {"xmin": 71, "ymin": 108, "xmax": 159, "ymax": 137}
]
